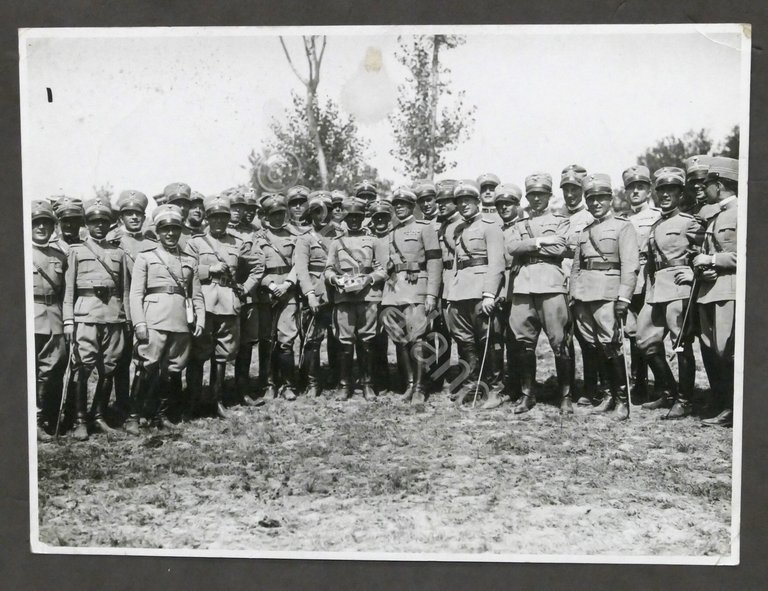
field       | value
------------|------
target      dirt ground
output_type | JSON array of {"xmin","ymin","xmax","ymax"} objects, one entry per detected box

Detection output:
[{"xmin": 36, "ymin": 339, "xmax": 733, "ymax": 557}]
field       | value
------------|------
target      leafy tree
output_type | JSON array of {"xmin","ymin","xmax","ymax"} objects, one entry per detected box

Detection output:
[
  {"xmin": 718, "ymin": 125, "xmax": 739, "ymax": 158},
  {"xmin": 637, "ymin": 128, "xmax": 713, "ymax": 171},
  {"xmin": 389, "ymin": 35, "xmax": 476, "ymax": 180},
  {"xmin": 249, "ymin": 91, "xmax": 387, "ymax": 193}
]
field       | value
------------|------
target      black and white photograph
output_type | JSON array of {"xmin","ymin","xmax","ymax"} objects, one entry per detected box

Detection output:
[{"xmin": 20, "ymin": 24, "xmax": 749, "ymax": 563}]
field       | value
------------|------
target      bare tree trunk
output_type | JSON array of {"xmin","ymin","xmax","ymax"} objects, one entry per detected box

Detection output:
[
  {"xmin": 426, "ymin": 35, "xmax": 442, "ymax": 181},
  {"xmin": 306, "ymin": 80, "xmax": 329, "ymax": 188}
]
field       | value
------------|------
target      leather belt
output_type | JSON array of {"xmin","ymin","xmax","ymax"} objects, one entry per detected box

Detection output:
[
  {"xmin": 393, "ymin": 262, "xmax": 426, "ymax": 273},
  {"xmin": 308, "ymin": 263, "xmax": 325, "ymax": 273},
  {"xmin": 582, "ymin": 260, "xmax": 621, "ymax": 271},
  {"xmin": 201, "ymin": 277, "xmax": 234, "ymax": 287},
  {"xmin": 339, "ymin": 266, "xmax": 373, "ymax": 274},
  {"xmin": 76, "ymin": 287, "xmax": 119, "ymax": 298},
  {"xmin": 443, "ymin": 260, "xmax": 454, "ymax": 270},
  {"xmin": 265, "ymin": 265, "xmax": 292, "ymax": 274},
  {"xmin": 655, "ymin": 258, "xmax": 689, "ymax": 270},
  {"xmin": 521, "ymin": 254, "xmax": 560, "ymax": 265},
  {"xmin": 33, "ymin": 293, "xmax": 58, "ymax": 305},
  {"xmin": 562, "ymin": 251, "xmax": 575, "ymax": 259},
  {"xmin": 146, "ymin": 286, "xmax": 185, "ymax": 296},
  {"xmin": 457, "ymin": 257, "xmax": 488, "ymax": 270}
]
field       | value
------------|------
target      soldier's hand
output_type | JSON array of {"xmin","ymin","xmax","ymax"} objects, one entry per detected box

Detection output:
[
  {"xmin": 63, "ymin": 324, "xmax": 74, "ymax": 345},
  {"xmin": 614, "ymin": 299, "xmax": 629, "ymax": 321},
  {"xmin": 362, "ymin": 275, "xmax": 374, "ymax": 288},
  {"xmin": 328, "ymin": 274, "xmax": 340, "ymax": 287},
  {"xmin": 673, "ymin": 268, "xmax": 694, "ymax": 286},
  {"xmin": 307, "ymin": 293, "xmax": 320, "ymax": 313},
  {"xmin": 424, "ymin": 295, "xmax": 436, "ymax": 315},
  {"xmin": 406, "ymin": 270, "xmax": 418, "ymax": 284},
  {"xmin": 699, "ymin": 268, "xmax": 718, "ymax": 282},
  {"xmin": 692, "ymin": 253, "xmax": 713, "ymax": 270},
  {"xmin": 272, "ymin": 281, "xmax": 289, "ymax": 298},
  {"xmin": 210, "ymin": 262, "xmax": 227, "ymax": 274},
  {"xmin": 481, "ymin": 296, "xmax": 496, "ymax": 316},
  {"xmin": 192, "ymin": 325, "xmax": 203, "ymax": 338},
  {"xmin": 135, "ymin": 323, "xmax": 149, "ymax": 343}
]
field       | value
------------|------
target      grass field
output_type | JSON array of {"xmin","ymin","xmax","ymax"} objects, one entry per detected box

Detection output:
[{"xmin": 36, "ymin": 339, "xmax": 734, "ymax": 557}]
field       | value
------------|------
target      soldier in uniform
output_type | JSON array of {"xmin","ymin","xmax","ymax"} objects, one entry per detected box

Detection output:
[
  {"xmin": 294, "ymin": 191, "xmax": 344, "ymax": 397},
  {"xmin": 52, "ymin": 196, "xmax": 86, "ymax": 254},
  {"xmin": 506, "ymin": 173, "xmax": 572, "ymax": 413},
  {"xmin": 163, "ymin": 182, "xmax": 196, "ymax": 249},
  {"xmin": 477, "ymin": 173, "xmax": 503, "ymax": 226},
  {"xmin": 684, "ymin": 155, "xmax": 720, "ymax": 221},
  {"xmin": 635, "ymin": 167, "xmax": 705, "ymax": 418},
  {"xmin": 63, "ymin": 197, "xmax": 131, "ymax": 440},
  {"xmin": 126, "ymin": 205, "xmax": 206, "ymax": 433},
  {"xmin": 256, "ymin": 195, "xmax": 302, "ymax": 400},
  {"xmin": 187, "ymin": 196, "xmax": 262, "ymax": 418},
  {"xmin": 329, "ymin": 190, "xmax": 348, "ymax": 233},
  {"xmin": 106, "ymin": 191, "xmax": 158, "ymax": 418},
  {"xmin": 570, "ymin": 174, "xmax": 639, "ymax": 421},
  {"xmin": 242, "ymin": 187, "xmax": 263, "ymax": 233},
  {"xmin": 31, "ymin": 201, "xmax": 68, "ymax": 441},
  {"xmin": 287, "ymin": 185, "xmax": 311, "ymax": 232},
  {"xmin": 694, "ymin": 156, "xmax": 738, "ymax": 427},
  {"xmin": 367, "ymin": 199, "xmax": 394, "ymax": 392},
  {"xmin": 186, "ymin": 191, "xmax": 208, "ymax": 236},
  {"xmin": 324, "ymin": 199, "xmax": 388, "ymax": 400},
  {"xmin": 415, "ymin": 181, "xmax": 439, "ymax": 223},
  {"xmin": 380, "ymin": 187, "xmax": 442, "ymax": 404},
  {"xmin": 443, "ymin": 180, "xmax": 505, "ymax": 407},
  {"xmin": 623, "ymin": 165, "xmax": 662, "ymax": 402}
]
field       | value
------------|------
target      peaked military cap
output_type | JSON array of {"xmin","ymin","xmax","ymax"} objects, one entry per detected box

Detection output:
[
  {"xmin": 31, "ymin": 200, "xmax": 57, "ymax": 222},
  {"xmin": 190, "ymin": 190, "xmax": 205, "ymax": 203},
  {"xmin": 559, "ymin": 164, "xmax": 588, "ymax": 188},
  {"xmin": 229, "ymin": 189, "xmax": 247, "ymax": 206},
  {"xmin": 435, "ymin": 179, "xmax": 458, "ymax": 201},
  {"xmin": 342, "ymin": 198, "xmax": 366, "ymax": 216},
  {"xmin": 261, "ymin": 194, "xmax": 288, "ymax": 215},
  {"xmin": 414, "ymin": 181, "xmax": 437, "ymax": 199},
  {"xmin": 525, "ymin": 172, "xmax": 553, "ymax": 195},
  {"xmin": 477, "ymin": 173, "xmax": 501, "ymax": 189},
  {"xmin": 354, "ymin": 180, "xmax": 378, "ymax": 198},
  {"xmin": 684, "ymin": 155, "xmax": 712, "ymax": 182},
  {"xmin": 454, "ymin": 179, "xmax": 481, "ymax": 199},
  {"xmin": 391, "ymin": 186, "xmax": 417, "ymax": 205},
  {"xmin": 52, "ymin": 195, "xmax": 85, "ymax": 219},
  {"xmin": 653, "ymin": 167, "xmax": 686, "ymax": 188},
  {"xmin": 330, "ymin": 190, "xmax": 347, "ymax": 205},
  {"xmin": 153, "ymin": 204, "xmax": 184, "ymax": 228},
  {"xmin": 242, "ymin": 187, "xmax": 257, "ymax": 205},
  {"xmin": 622, "ymin": 165, "xmax": 652, "ymax": 187},
  {"xmin": 287, "ymin": 185, "xmax": 310, "ymax": 203},
  {"xmin": 117, "ymin": 190, "xmax": 149, "ymax": 213},
  {"xmin": 163, "ymin": 182, "xmax": 191, "ymax": 202},
  {"xmin": 204, "ymin": 195, "xmax": 231, "ymax": 215},
  {"xmin": 84, "ymin": 197, "xmax": 115, "ymax": 222},
  {"xmin": 308, "ymin": 190, "xmax": 332, "ymax": 210},
  {"xmin": 582, "ymin": 173, "xmax": 613, "ymax": 198},
  {"xmin": 369, "ymin": 200, "xmax": 393, "ymax": 217},
  {"xmin": 494, "ymin": 183, "xmax": 523, "ymax": 204},
  {"xmin": 706, "ymin": 156, "xmax": 738, "ymax": 182}
]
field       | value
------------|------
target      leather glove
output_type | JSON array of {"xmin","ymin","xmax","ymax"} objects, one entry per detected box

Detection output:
[
  {"xmin": 135, "ymin": 323, "xmax": 149, "ymax": 343},
  {"xmin": 614, "ymin": 299, "xmax": 630, "ymax": 321}
]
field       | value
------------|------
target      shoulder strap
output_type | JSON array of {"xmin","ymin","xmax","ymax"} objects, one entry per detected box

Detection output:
[
  {"xmin": 81, "ymin": 240, "xmax": 122, "ymax": 286},
  {"xmin": 201, "ymin": 234, "xmax": 230, "ymax": 266},
  {"xmin": 152, "ymin": 250, "xmax": 189, "ymax": 296},
  {"xmin": 587, "ymin": 225, "xmax": 607, "ymax": 261},
  {"xmin": 524, "ymin": 219, "xmax": 537, "ymax": 240},
  {"xmin": 32, "ymin": 259, "xmax": 62, "ymax": 299},
  {"xmin": 390, "ymin": 229, "xmax": 407, "ymax": 264}
]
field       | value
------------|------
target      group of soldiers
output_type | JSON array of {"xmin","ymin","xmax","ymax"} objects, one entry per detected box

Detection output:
[{"xmin": 31, "ymin": 154, "xmax": 739, "ymax": 442}]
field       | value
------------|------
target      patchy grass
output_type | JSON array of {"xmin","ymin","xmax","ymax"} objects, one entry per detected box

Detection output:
[{"xmin": 36, "ymin": 339, "xmax": 733, "ymax": 557}]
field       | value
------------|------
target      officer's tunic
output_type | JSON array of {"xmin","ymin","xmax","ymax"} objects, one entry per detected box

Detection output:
[
  {"xmin": 32, "ymin": 241, "xmax": 67, "ymax": 381},
  {"xmin": 228, "ymin": 222, "xmax": 264, "ymax": 344},
  {"xmin": 63, "ymin": 237, "xmax": 131, "ymax": 374},
  {"xmin": 696, "ymin": 196, "xmax": 738, "ymax": 358},
  {"xmin": 625, "ymin": 201, "xmax": 661, "ymax": 335},
  {"xmin": 562, "ymin": 203, "xmax": 594, "ymax": 282},
  {"xmin": 506, "ymin": 211, "xmax": 571, "ymax": 356},
  {"xmin": 570, "ymin": 213, "xmax": 639, "ymax": 355},
  {"xmin": 380, "ymin": 216, "xmax": 442, "ymax": 344},
  {"xmin": 187, "ymin": 231, "xmax": 261, "ymax": 362},
  {"xmin": 480, "ymin": 204, "xmax": 504, "ymax": 227},
  {"xmin": 635, "ymin": 210, "xmax": 705, "ymax": 353},
  {"xmin": 130, "ymin": 245, "xmax": 206, "ymax": 372},
  {"xmin": 324, "ymin": 230, "xmax": 388, "ymax": 346}
]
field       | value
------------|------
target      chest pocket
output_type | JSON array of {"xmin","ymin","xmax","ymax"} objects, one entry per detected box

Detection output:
[
  {"xmin": 537, "ymin": 221, "xmax": 559, "ymax": 236},
  {"xmin": 309, "ymin": 242, "xmax": 327, "ymax": 262},
  {"xmin": 597, "ymin": 230, "xmax": 618, "ymax": 251},
  {"xmin": 106, "ymin": 252, "xmax": 123, "ymax": 273},
  {"xmin": 465, "ymin": 228, "xmax": 487, "ymax": 255},
  {"xmin": 716, "ymin": 224, "xmax": 737, "ymax": 250}
]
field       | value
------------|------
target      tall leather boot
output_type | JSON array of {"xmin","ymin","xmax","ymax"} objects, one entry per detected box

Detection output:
[
  {"xmin": 336, "ymin": 343, "xmax": 355, "ymax": 401},
  {"xmin": 453, "ymin": 341, "xmax": 479, "ymax": 407},
  {"xmin": 374, "ymin": 333, "xmax": 391, "ymax": 393},
  {"xmin": 91, "ymin": 374, "xmax": 118, "ymax": 434},
  {"xmin": 699, "ymin": 343, "xmax": 722, "ymax": 416},
  {"xmin": 155, "ymin": 372, "xmax": 181, "ymax": 430},
  {"xmin": 72, "ymin": 368, "xmax": 90, "ymax": 441},
  {"xmin": 411, "ymin": 340, "xmax": 427, "ymax": 405},
  {"xmin": 211, "ymin": 361, "xmax": 229, "ymax": 418},
  {"xmin": 36, "ymin": 380, "xmax": 52, "ymax": 442},
  {"xmin": 630, "ymin": 339, "xmax": 649, "ymax": 404},
  {"xmin": 665, "ymin": 347, "xmax": 694, "ymax": 420},
  {"xmin": 235, "ymin": 344, "xmax": 260, "ymax": 406},
  {"xmin": 359, "ymin": 340, "xmax": 377, "ymax": 401},
  {"xmin": 258, "ymin": 342, "xmax": 278, "ymax": 399},
  {"xmin": 506, "ymin": 337, "xmax": 522, "ymax": 402},
  {"xmin": 567, "ymin": 339, "xmax": 578, "ymax": 401},
  {"xmin": 325, "ymin": 334, "xmax": 340, "ymax": 389},
  {"xmin": 591, "ymin": 349, "xmax": 615, "ymax": 413},
  {"xmin": 277, "ymin": 347, "xmax": 298, "ymax": 401},
  {"xmin": 578, "ymin": 344, "xmax": 599, "ymax": 406},
  {"xmin": 124, "ymin": 365, "xmax": 149, "ymax": 436},
  {"xmin": 513, "ymin": 348, "xmax": 537, "ymax": 414},
  {"xmin": 185, "ymin": 361, "xmax": 204, "ymax": 419},
  {"xmin": 304, "ymin": 345, "xmax": 323, "ymax": 398},
  {"xmin": 608, "ymin": 355, "xmax": 630, "ymax": 421},
  {"xmin": 642, "ymin": 352, "xmax": 676, "ymax": 410},
  {"xmin": 555, "ymin": 355, "xmax": 573, "ymax": 414},
  {"xmin": 113, "ymin": 341, "xmax": 132, "ymax": 417},
  {"xmin": 396, "ymin": 344, "xmax": 415, "ymax": 402},
  {"xmin": 480, "ymin": 340, "xmax": 505, "ymax": 410}
]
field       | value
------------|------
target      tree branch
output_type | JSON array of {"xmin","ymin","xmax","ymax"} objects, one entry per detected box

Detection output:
[{"xmin": 279, "ymin": 36, "xmax": 308, "ymax": 86}]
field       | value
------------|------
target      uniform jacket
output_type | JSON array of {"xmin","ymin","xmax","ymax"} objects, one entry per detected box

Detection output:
[
  {"xmin": 628, "ymin": 202, "xmax": 662, "ymax": 294},
  {"xmin": 562, "ymin": 205, "xmax": 594, "ymax": 278},
  {"xmin": 436, "ymin": 211, "xmax": 462, "ymax": 301},
  {"xmin": 50, "ymin": 236, "xmax": 82, "ymax": 257},
  {"xmin": 324, "ymin": 230, "xmax": 388, "ymax": 303},
  {"xmin": 256, "ymin": 225, "xmax": 300, "ymax": 304},
  {"xmin": 697, "ymin": 197, "xmax": 738, "ymax": 304},
  {"xmin": 107, "ymin": 226, "xmax": 158, "ymax": 277},
  {"xmin": 294, "ymin": 224, "xmax": 345, "ymax": 303},
  {"xmin": 381, "ymin": 216, "xmax": 443, "ymax": 305},
  {"xmin": 32, "ymin": 242, "xmax": 67, "ymax": 335},
  {"xmin": 228, "ymin": 222, "xmax": 266, "ymax": 304},
  {"xmin": 63, "ymin": 237, "xmax": 131, "ymax": 325},
  {"xmin": 129, "ymin": 246, "xmax": 206, "ymax": 333},
  {"xmin": 570, "ymin": 213, "xmax": 639, "ymax": 303},
  {"xmin": 500, "ymin": 217, "xmax": 522, "ymax": 299},
  {"xmin": 480, "ymin": 206, "xmax": 504, "ymax": 227},
  {"xmin": 187, "ymin": 231, "xmax": 261, "ymax": 315},
  {"xmin": 506, "ymin": 210, "xmax": 570, "ymax": 295},
  {"xmin": 645, "ymin": 210, "xmax": 705, "ymax": 304},
  {"xmin": 445, "ymin": 213, "xmax": 505, "ymax": 301}
]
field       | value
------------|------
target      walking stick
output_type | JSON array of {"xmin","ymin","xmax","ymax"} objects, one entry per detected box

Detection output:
[
  {"xmin": 472, "ymin": 319, "xmax": 493, "ymax": 408},
  {"xmin": 668, "ymin": 276, "xmax": 700, "ymax": 361},
  {"xmin": 54, "ymin": 347, "xmax": 75, "ymax": 440},
  {"xmin": 619, "ymin": 317, "xmax": 632, "ymax": 414},
  {"xmin": 298, "ymin": 312, "xmax": 316, "ymax": 369}
]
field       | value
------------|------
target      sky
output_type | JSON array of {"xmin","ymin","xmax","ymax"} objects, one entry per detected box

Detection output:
[{"xmin": 19, "ymin": 25, "xmax": 748, "ymax": 201}]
